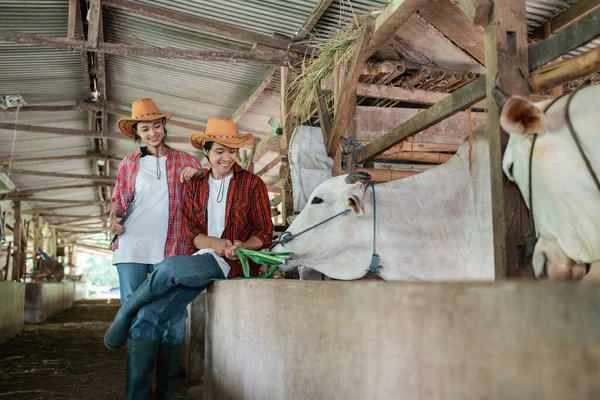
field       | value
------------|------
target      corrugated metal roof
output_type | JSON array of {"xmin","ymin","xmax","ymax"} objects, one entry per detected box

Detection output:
[{"xmin": 131, "ymin": 0, "xmax": 320, "ymax": 38}]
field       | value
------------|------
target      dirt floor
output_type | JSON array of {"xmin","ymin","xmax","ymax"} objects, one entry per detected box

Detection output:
[{"xmin": 0, "ymin": 300, "xmax": 201, "ymax": 399}]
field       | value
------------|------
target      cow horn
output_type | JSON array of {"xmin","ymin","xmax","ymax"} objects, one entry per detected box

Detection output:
[
  {"xmin": 345, "ymin": 172, "xmax": 372, "ymax": 184},
  {"xmin": 492, "ymin": 86, "xmax": 510, "ymax": 108}
]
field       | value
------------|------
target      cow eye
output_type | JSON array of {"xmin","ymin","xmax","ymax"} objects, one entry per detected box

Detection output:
[{"xmin": 311, "ymin": 197, "xmax": 324, "ymax": 205}]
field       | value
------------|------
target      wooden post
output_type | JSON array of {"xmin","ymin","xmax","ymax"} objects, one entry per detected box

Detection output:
[
  {"xmin": 279, "ymin": 67, "xmax": 295, "ymax": 224},
  {"xmin": 32, "ymin": 213, "xmax": 40, "ymax": 271},
  {"xmin": 11, "ymin": 201, "xmax": 21, "ymax": 281},
  {"xmin": 21, "ymin": 221, "xmax": 29, "ymax": 280},
  {"xmin": 51, "ymin": 227, "xmax": 57, "ymax": 258},
  {"xmin": 484, "ymin": 0, "xmax": 532, "ymax": 279}
]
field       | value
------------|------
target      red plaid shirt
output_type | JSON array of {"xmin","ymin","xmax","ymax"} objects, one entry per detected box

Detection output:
[
  {"xmin": 110, "ymin": 147, "xmax": 203, "ymax": 257},
  {"xmin": 182, "ymin": 163, "xmax": 273, "ymax": 278}
]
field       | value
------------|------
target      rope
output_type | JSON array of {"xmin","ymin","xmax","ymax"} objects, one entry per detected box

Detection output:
[{"xmin": 367, "ymin": 183, "xmax": 382, "ymax": 276}]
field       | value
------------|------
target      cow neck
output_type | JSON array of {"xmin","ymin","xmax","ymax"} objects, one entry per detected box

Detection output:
[{"xmin": 526, "ymin": 85, "xmax": 600, "ymax": 265}]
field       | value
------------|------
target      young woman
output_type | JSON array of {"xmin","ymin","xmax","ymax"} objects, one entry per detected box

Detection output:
[
  {"xmin": 105, "ymin": 117, "xmax": 273, "ymax": 399},
  {"xmin": 110, "ymin": 98, "xmax": 203, "ymax": 399}
]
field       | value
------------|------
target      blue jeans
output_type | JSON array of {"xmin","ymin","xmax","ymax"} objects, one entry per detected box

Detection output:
[
  {"xmin": 127, "ymin": 254, "xmax": 224, "ymax": 343},
  {"xmin": 116, "ymin": 263, "xmax": 188, "ymax": 344}
]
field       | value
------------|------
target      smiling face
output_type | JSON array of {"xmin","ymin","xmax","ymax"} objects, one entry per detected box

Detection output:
[
  {"xmin": 135, "ymin": 118, "xmax": 165, "ymax": 148},
  {"xmin": 204, "ymin": 142, "xmax": 238, "ymax": 178}
]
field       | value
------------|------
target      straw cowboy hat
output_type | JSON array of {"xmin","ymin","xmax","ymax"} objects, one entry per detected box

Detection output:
[
  {"xmin": 117, "ymin": 98, "xmax": 175, "ymax": 139},
  {"xmin": 189, "ymin": 117, "xmax": 254, "ymax": 149}
]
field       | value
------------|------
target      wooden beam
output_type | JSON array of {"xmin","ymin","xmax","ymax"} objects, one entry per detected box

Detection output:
[
  {"xmin": 0, "ymin": 30, "xmax": 297, "ymax": 65},
  {"xmin": 530, "ymin": 0, "xmax": 600, "ymax": 40},
  {"xmin": 11, "ymin": 201, "xmax": 22, "ymax": 281},
  {"xmin": 529, "ymin": 45, "xmax": 600, "ymax": 92},
  {"xmin": 356, "ymin": 76, "xmax": 486, "ymax": 164},
  {"xmin": 0, "ymin": 168, "xmax": 116, "ymax": 184},
  {"xmin": 1, "ymin": 184, "xmax": 104, "ymax": 198},
  {"xmin": 295, "ymin": 0, "xmax": 335, "ymax": 40},
  {"xmin": 67, "ymin": 0, "xmax": 78, "ymax": 40},
  {"xmin": 315, "ymin": 85, "xmax": 332, "ymax": 147},
  {"xmin": 528, "ymin": 7, "xmax": 600, "ymax": 70},
  {"xmin": 328, "ymin": 18, "xmax": 375, "ymax": 157},
  {"xmin": 374, "ymin": 151, "xmax": 453, "ymax": 164},
  {"xmin": 87, "ymin": 0, "xmax": 101, "ymax": 49},
  {"xmin": 28, "ymin": 212, "xmax": 107, "ymax": 219},
  {"xmin": 454, "ymin": 0, "xmax": 491, "ymax": 26},
  {"xmin": 354, "ymin": 167, "xmax": 419, "ymax": 182},
  {"xmin": 0, "ymin": 122, "xmax": 189, "ymax": 144},
  {"xmin": 78, "ymin": 100, "xmax": 207, "ymax": 131},
  {"xmin": 267, "ymin": 185, "xmax": 282, "ymax": 194},
  {"xmin": 322, "ymin": 79, "xmax": 488, "ymax": 108},
  {"xmin": 256, "ymin": 156, "xmax": 281, "ymax": 177},
  {"xmin": 419, "ymin": 0, "xmax": 486, "ymax": 64},
  {"xmin": 102, "ymin": 0, "xmax": 304, "ymax": 53},
  {"xmin": 233, "ymin": 67, "xmax": 277, "ymax": 122},
  {"xmin": 22, "ymin": 202, "xmax": 109, "ymax": 213},
  {"xmin": 485, "ymin": 0, "xmax": 530, "ymax": 279},
  {"xmin": 0, "ymin": 154, "xmax": 118, "ymax": 166},
  {"xmin": 7, "ymin": 198, "xmax": 105, "ymax": 204},
  {"xmin": 367, "ymin": 0, "xmax": 428, "ymax": 58},
  {"xmin": 1, "ymin": 105, "xmax": 80, "ymax": 113}
]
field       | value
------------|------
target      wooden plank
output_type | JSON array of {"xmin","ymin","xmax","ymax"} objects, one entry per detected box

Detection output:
[
  {"xmin": 0, "ymin": 122, "xmax": 189, "ymax": 143},
  {"xmin": 87, "ymin": 0, "xmax": 101, "ymax": 49},
  {"xmin": 0, "ymin": 30, "xmax": 297, "ymax": 65},
  {"xmin": 328, "ymin": 18, "xmax": 374, "ymax": 157},
  {"xmin": 354, "ymin": 167, "xmax": 419, "ymax": 182},
  {"xmin": 367, "ymin": 0, "xmax": 428, "ymax": 58},
  {"xmin": 356, "ymin": 76, "xmax": 486, "ymax": 164},
  {"xmin": 529, "ymin": 45, "xmax": 600, "ymax": 91},
  {"xmin": 6, "ymin": 197, "xmax": 106, "ymax": 204},
  {"xmin": 0, "ymin": 168, "xmax": 116, "ymax": 183},
  {"xmin": 67, "ymin": 0, "xmax": 79, "ymax": 40},
  {"xmin": 528, "ymin": 7, "xmax": 600, "ymax": 69},
  {"xmin": 455, "ymin": 0, "xmax": 491, "ymax": 26},
  {"xmin": 256, "ymin": 156, "xmax": 281, "ymax": 177},
  {"xmin": 233, "ymin": 67, "xmax": 277, "ymax": 122},
  {"xmin": 102, "ymin": 0, "xmax": 303, "ymax": 53},
  {"xmin": 2, "ymin": 105, "xmax": 79, "ymax": 112},
  {"xmin": 1, "ymin": 184, "xmax": 103, "ymax": 197},
  {"xmin": 280, "ymin": 67, "xmax": 295, "ymax": 223},
  {"xmin": 315, "ymin": 85, "xmax": 332, "ymax": 147},
  {"xmin": 11, "ymin": 201, "xmax": 21, "ymax": 281},
  {"xmin": 22, "ymin": 202, "xmax": 109, "ymax": 213},
  {"xmin": 530, "ymin": 0, "xmax": 600, "ymax": 39},
  {"xmin": 295, "ymin": 0, "xmax": 335, "ymax": 40},
  {"xmin": 484, "ymin": 0, "xmax": 530, "ymax": 279},
  {"xmin": 374, "ymin": 151, "xmax": 453, "ymax": 164},
  {"xmin": 322, "ymin": 79, "xmax": 488, "ymax": 109},
  {"xmin": 419, "ymin": 0, "xmax": 486, "ymax": 64},
  {"xmin": 0, "ymin": 154, "xmax": 116, "ymax": 166}
]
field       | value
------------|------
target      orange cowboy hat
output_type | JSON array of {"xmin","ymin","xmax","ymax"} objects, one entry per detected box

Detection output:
[
  {"xmin": 117, "ymin": 98, "xmax": 175, "ymax": 139},
  {"xmin": 189, "ymin": 117, "xmax": 254, "ymax": 149}
]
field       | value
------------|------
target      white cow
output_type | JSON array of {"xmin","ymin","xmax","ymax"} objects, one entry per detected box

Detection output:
[{"xmin": 496, "ymin": 84, "xmax": 600, "ymax": 280}]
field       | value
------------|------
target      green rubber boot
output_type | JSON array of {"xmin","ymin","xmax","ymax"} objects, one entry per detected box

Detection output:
[
  {"xmin": 156, "ymin": 342, "xmax": 188, "ymax": 399},
  {"xmin": 125, "ymin": 339, "xmax": 159, "ymax": 400}
]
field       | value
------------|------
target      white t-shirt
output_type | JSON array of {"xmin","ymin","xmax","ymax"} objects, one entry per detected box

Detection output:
[
  {"xmin": 113, "ymin": 156, "xmax": 169, "ymax": 265},
  {"xmin": 192, "ymin": 174, "xmax": 233, "ymax": 278}
]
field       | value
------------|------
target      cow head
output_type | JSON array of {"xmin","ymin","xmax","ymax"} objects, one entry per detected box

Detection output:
[{"xmin": 272, "ymin": 172, "xmax": 374, "ymax": 280}]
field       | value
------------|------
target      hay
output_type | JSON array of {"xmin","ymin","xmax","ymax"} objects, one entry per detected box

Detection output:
[{"xmin": 288, "ymin": 14, "xmax": 370, "ymax": 124}]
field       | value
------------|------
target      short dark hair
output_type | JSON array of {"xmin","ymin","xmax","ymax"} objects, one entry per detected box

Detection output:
[{"xmin": 202, "ymin": 141, "xmax": 214, "ymax": 151}]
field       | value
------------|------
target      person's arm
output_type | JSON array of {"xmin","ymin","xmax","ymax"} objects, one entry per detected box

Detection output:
[
  {"xmin": 193, "ymin": 234, "xmax": 232, "ymax": 257},
  {"xmin": 247, "ymin": 178, "xmax": 274, "ymax": 249},
  {"xmin": 179, "ymin": 154, "xmax": 205, "ymax": 182},
  {"xmin": 109, "ymin": 160, "xmax": 128, "ymax": 235}
]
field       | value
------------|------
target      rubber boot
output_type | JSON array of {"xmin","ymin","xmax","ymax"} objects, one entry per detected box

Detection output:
[
  {"xmin": 125, "ymin": 339, "xmax": 159, "ymax": 400},
  {"xmin": 105, "ymin": 278, "xmax": 161, "ymax": 349},
  {"xmin": 155, "ymin": 342, "xmax": 188, "ymax": 400}
]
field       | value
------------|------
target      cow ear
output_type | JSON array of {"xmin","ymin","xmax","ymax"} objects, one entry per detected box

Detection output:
[
  {"xmin": 500, "ymin": 96, "xmax": 545, "ymax": 136},
  {"xmin": 346, "ymin": 194, "xmax": 364, "ymax": 216}
]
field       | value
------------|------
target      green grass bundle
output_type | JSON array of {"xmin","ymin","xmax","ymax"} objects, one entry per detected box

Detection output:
[{"xmin": 235, "ymin": 248, "xmax": 295, "ymax": 278}]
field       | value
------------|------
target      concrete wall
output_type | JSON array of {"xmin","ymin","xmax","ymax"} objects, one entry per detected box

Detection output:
[
  {"xmin": 205, "ymin": 280, "xmax": 600, "ymax": 400},
  {"xmin": 73, "ymin": 281, "xmax": 88, "ymax": 301},
  {"xmin": 24, "ymin": 282, "xmax": 75, "ymax": 324},
  {"xmin": 0, "ymin": 281, "xmax": 25, "ymax": 343},
  {"xmin": 181, "ymin": 292, "xmax": 207, "ymax": 379}
]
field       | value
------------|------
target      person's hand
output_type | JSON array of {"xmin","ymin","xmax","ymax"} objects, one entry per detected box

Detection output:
[
  {"xmin": 180, "ymin": 167, "xmax": 201, "ymax": 182},
  {"xmin": 224, "ymin": 240, "xmax": 244, "ymax": 260},
  {"xmin": 213, "ymin": 238, "xmax": 233, "ymax": 257},
  {"xmin": 110, "ymin": 211, "xmax": 124, "ymax": 235}
]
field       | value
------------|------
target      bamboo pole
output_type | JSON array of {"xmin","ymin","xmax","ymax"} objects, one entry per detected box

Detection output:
[{"xmin": 529, "ymin": 45, "xmax": 600, "ymax": 92}]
